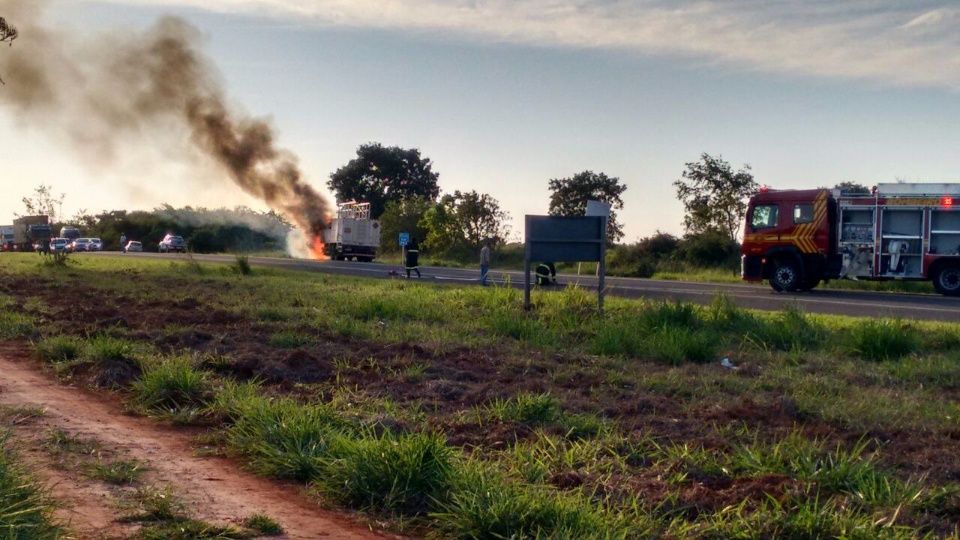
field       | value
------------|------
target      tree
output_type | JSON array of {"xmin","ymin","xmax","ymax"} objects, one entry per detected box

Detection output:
[
  {"xmin": 0, "ymin": 16, "xmax": 17, "ymax": 85},
  {"xmin": 833, "ymin": 181, "xmax": 870, "ymax": 195},
  {"xmin": 327, "ymin": 143, "xmax": 441, "ymax": 219},
  {"xmin": 19, "ymin": 184, "xmax": 66, "ymax": 221},
  {"xmin": 674, "ymin": 153, "xmax": 758, "ymax": 240},
  {"xmin": 422, "ymin": 190, "xmax": 509, "ymax": 259},
  {"xmin": 378, "ymin": 196, "xmax": 434, "ymax": 253},
  {"xmin": 548, "ymin": 171, "xmax": 627, "ymax": 244}
]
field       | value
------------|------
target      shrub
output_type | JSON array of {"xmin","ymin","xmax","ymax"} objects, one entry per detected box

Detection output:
[{"xmin": 231, "ymin": 254, "xmax": 252, "ymax": 276}]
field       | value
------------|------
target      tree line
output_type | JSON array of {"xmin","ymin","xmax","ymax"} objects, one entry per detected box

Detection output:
[
  {"xmin": 328, "ymin": 143, "xmax": 758, "ymax": 273},
  {"xmin": 17, "ymin": 144, "xmax": 763, "ymax": 275}
]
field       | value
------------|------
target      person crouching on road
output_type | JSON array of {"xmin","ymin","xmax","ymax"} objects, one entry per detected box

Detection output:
[
  {"xmin": 405, "ymin": 237, "xmax": 422, "ymax": 279},
  {"xmin": 536, "ymin": 261, "xmax": 556, "ymax": 286}
]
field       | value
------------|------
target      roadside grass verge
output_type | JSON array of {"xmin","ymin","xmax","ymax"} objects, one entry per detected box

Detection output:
[
  {"xmin": 5, "ymin": 254, "xmax": 960, "ymax": 537},
  {"xmin": 0, "ymin": 430, "xmax": 65, "ymax": 539}
]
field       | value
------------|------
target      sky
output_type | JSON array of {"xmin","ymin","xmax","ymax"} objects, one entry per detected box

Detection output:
[{"xmin": 2, "ymin": 0, "xmax": 959, "ymax": 243}]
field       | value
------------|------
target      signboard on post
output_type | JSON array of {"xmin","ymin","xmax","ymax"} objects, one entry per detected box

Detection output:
[
  {"xmin": 398, "ymin": 232, "xmax": 410, "ymax": 247},
  {"xmin": 524, "ymin": 215, "xmax": 607, "ymax": 312},
  {"xmin": 585, "ymin": 200, "xmax": 611, "ymax": 219}
]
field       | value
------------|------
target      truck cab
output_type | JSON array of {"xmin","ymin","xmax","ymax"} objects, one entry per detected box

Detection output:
[{"xmin": 741, "ymin": 188, "xmax": 837, "ymax": 292}]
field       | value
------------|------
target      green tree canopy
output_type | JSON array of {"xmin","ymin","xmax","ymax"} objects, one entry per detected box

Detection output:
[
  {"xmin": 327, "ymin": 143, "xmax": 441, "ymax": 219},
  {"xmin": 547, "ymin": 171, "xmax": 627, "ymax": 244},
  {"xmin": 674, "ymin": 153, "xmax": 758, "ymax": 240},
  {"xmin": 378, "ymin": 196, "xmax": 434, "ymax": 253},
  {"xmin": 422, "ymin": 190, "xmax": 509, "ymax": 259},
  {"xmin": 832, "ymin": 181, "xmax": 871, "ymax": 195}
]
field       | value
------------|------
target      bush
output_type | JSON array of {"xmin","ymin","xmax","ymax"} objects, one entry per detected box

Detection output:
[{"xmin": 676, "ymin": 230, "xmax": 740, "ymax": 269}]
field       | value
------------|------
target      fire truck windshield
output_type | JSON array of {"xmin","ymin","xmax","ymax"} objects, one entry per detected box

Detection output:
[{"xmin": 751, "ymin": 204, "xmax": 778, "ymax": 229}]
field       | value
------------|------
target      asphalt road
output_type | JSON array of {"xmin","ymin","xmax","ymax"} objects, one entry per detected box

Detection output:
[{"xmin": 93, "ymin": 252, "xmax": 960, "ymax": 323}]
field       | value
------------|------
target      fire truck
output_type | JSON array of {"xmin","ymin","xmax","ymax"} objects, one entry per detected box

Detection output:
[{"xmin": 741, "ymin": 183, "xmax": 960, "ymax": 296}]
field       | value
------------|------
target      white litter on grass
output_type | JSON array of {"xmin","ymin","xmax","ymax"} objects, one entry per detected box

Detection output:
[{"xmin": 720, "ymin": 358, "xmax": 738, "ymax": 370}]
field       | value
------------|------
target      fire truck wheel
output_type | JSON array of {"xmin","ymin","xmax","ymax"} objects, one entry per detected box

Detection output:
[
  {"xmin": 770, "ymin": 258, "xmax": 801, "ymax": 292},
  {"xmin": 932, "ymin": 265, "xmax": 960, "ymax": 296},
  {"xmin": 799, "ymin": 277, "xmax": 821, "ymax": 292}
]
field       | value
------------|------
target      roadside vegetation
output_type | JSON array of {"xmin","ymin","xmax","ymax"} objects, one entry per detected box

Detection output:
[
  {"xmin": 0, "ymin": 408, "xmax": 65, "ymax": 540},
  {"xmin": 2, "ymin": 253, "xmax": 960, "ymax": 538}
]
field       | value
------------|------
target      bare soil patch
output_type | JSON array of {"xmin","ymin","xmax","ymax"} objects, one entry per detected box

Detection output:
[{"xmin": 0, "ymin": 342, "xmax": 393, "ymax": 540}]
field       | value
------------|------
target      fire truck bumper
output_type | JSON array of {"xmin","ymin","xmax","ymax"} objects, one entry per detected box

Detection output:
[{"xmin": 741, "ymin": 254, "xmax": 764, "ymax": 281}]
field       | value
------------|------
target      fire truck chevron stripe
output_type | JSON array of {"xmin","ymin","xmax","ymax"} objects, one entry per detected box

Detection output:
[{"xmin": 789, "ymin": 190, "xmax": 827, "ymax": 254}]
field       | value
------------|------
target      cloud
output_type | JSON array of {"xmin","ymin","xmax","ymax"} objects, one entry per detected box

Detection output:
[{"xmin": 96, "ymin": 0, "xmax": 960, "ymax": 90}]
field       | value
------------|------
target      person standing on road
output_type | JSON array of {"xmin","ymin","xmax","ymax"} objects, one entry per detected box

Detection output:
[
  {"xmin": 405, "ymin": 237, "xmax": 422, "ymax": 279},
  {"xmin": 479, "ymin": 240, "xmax": 491, "ymax": 286},
  {"xmin": 120, "ymin": 233, "xmax": 127, "ymax": 253}
]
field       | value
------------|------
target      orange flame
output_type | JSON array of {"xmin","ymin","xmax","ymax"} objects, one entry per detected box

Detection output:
[{"xmin": 309, "ymin": 236, "xmax": 328, "ymax": 260}]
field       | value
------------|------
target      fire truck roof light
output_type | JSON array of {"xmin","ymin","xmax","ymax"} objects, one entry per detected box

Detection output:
[{"xmin": 943, "ymin": 196, "xmax": 954, "ymax": 207}]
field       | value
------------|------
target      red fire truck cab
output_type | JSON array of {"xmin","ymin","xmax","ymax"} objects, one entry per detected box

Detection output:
[{"xmin": 741, "ymin": 183, "xmax": 960, "ymax": 296}]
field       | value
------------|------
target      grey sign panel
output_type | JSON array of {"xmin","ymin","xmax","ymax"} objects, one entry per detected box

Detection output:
[
  {"xmin": 586, "ymin": 200, "xmax": 611, "ymax": 217},
  {"xmin": 524, "ymin": 215, "xmax": 607, "ymax": 312},
  {"xmin": 525, "ymin": 216, "xmax": 605, "ymax": 262}
]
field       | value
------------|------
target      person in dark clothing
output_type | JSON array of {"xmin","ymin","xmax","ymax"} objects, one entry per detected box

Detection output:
[
  {"xmin": 405, "ymin": 237, "xmax": 422, "ymax": 278},
  {"xmin": 535, "ymin": 261, "xmax": 556, "ymax": 286}
]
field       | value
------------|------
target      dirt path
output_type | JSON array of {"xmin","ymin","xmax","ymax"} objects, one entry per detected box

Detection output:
[{"xmin": 0, "ymin": 346, "xmax": 392, "ymax": 540}]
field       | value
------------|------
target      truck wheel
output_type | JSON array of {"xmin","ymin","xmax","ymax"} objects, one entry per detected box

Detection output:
[
  {"xmin": 933, "ymin": 265, "xmax": 960, "ymax": 296},
  {"xmin": 770, "ymin": 258, "xmax": 801, "ymax": 292},
  {"xmin": 799, "ymin": 276, "xmax": 821, "ymax": 292}
]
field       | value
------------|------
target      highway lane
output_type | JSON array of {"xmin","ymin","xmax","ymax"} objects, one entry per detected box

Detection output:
[{"xmin": 90, "ymin": 251, "xmax": 960, "ymax": 322}]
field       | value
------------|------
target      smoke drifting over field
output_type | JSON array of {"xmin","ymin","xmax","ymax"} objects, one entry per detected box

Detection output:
[{"xmin": 0, "ymin": 0, "xmax": 329, "ymax": 254}]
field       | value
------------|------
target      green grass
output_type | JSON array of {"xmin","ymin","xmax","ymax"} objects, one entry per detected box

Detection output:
[
  {"xmin": 130, "ymin": 354, "xmax": 213, "ymax": 417},
  {"xmin": 86, "ymin": 458, "xmax": 146, "ymax": 485},
  {"xmin": 0, "ymin": 431, "xmax": 65, "ymax": 539},
  {"xmin": 33, "ymin": 334, "xmax": 84, "ymax": 363},
  {"xmin": 5, "ymin": 253, "xmax": 960, "ymax": 538},
  {"xmin": 242, "ymin": 514, "xmax": 284, "ymax": 536}
]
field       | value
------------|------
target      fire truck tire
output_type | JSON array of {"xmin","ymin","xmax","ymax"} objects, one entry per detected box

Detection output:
[
  {"xmin": 932, "ymin": 265, "xmax": 960, "ymax": 296},
  {"xmin": 799, "ymin": 277, "xmax": 821, "ymax": 292},
  {"xmin": 769, "ymin": 258, "xmax": 801, "ymax": 292}
]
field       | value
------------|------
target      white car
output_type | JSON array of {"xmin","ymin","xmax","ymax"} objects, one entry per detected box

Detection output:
[
  {"xmin": 49, "ymin": 238, "xmax": 70, "ymax": 253},
  {"xmin": 125, "ymin": 241, "xmax": 143, "ymax": 253}
]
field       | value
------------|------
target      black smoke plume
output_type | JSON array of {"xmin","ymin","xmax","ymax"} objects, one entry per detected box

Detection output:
[{"xmin": 0, "ymin": 0, "xmax": 330, "ymax": 253}]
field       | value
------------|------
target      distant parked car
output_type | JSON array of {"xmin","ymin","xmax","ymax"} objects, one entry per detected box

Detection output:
[
  {"xmin": 159, "ymin": 234, "xmax": 187, "ymax": 253},
  {"xmin": 125, "ymin": 241, "xmax": 143, "ymax": 253},
  {"xmin": 49, "ymin": 238, "xmax": 69, "ymax": 253},
  {"xmin": 88, "ymin": 238, "xmax": 103, "ymax": 251},
  {"xmin": 69, "ymin": 238, "xmax": 92, "ymax": 252}
]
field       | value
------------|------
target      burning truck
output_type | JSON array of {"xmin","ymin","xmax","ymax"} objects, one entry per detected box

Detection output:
[{"xmin": 320, "ymin": 201, "xmax": 381, "ymax": 262}]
